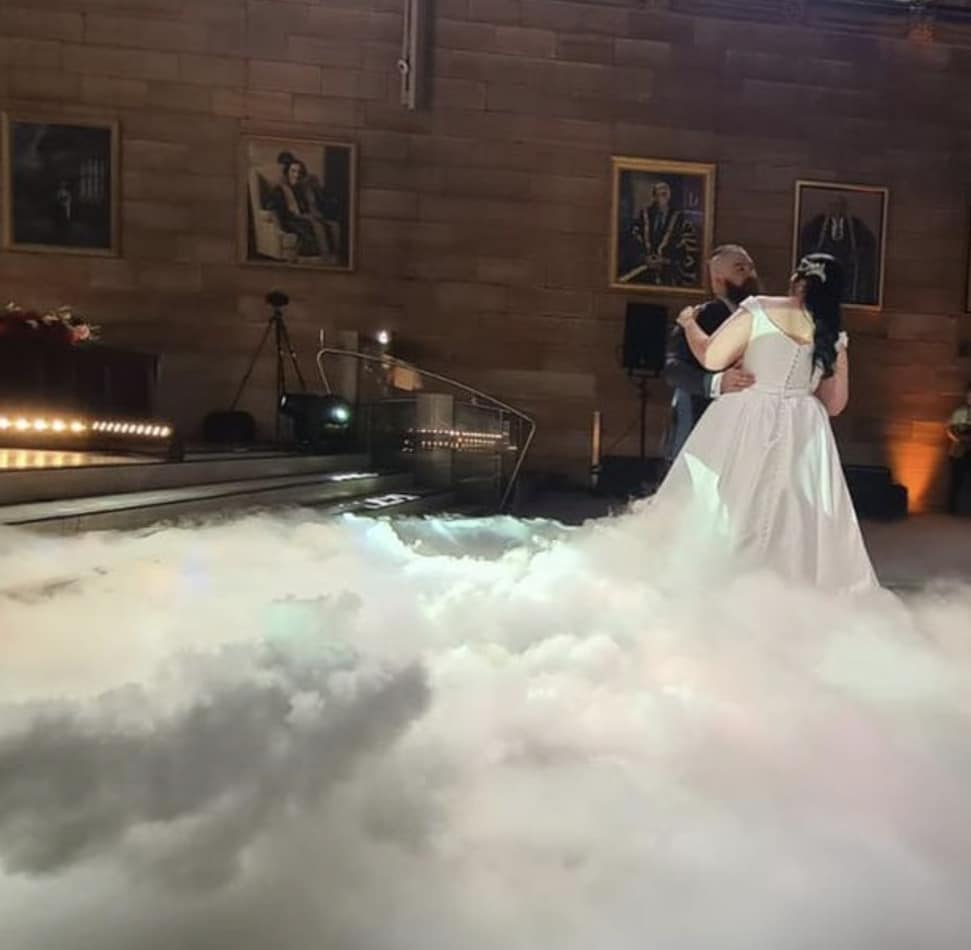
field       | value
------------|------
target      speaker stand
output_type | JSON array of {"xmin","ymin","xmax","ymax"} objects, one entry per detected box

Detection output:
[{"xmin": 630, "ymin": 371, "xmax": 657, "ymax": 461}]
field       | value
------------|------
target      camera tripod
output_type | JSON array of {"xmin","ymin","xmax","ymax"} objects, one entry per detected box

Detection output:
[{"xmin": 230, "ymin": 290, "xmax": 307, "ymax": 442}]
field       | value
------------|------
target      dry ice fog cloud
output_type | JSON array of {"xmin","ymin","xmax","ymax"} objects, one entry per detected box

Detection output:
[{"xmin": 2, "ymin": 510, "xmax": 971, "ymax": 950}]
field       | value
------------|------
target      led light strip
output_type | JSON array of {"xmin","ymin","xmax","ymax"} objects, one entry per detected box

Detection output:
[
  {"xmin": 91, "ymin": 421, "xmax": 172, "ymax": 438},
  {"xmin": 408, "ymin": 427, "xmax": 505, "ymax": 441},
  {"xmin": 0, "ymin": 416, "xmax": 87, "ymax": 433},
  {"xmin": 0, "ymin": 414, "xmax": 172, "ymax": 439}
]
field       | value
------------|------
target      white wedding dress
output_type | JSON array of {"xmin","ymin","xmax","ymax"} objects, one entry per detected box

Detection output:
[{"xmin": 651, "ymin": 295, "xmax": 878, "ymax": 592}]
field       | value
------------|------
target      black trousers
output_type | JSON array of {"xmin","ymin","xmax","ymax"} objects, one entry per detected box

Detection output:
[{"xmin": 948, "ymin": 455, "xmax": 971, "ymax": 514}]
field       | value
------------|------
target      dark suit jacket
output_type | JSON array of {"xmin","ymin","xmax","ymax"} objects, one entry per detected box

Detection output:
[{"xmin": 663, "ymin": 298, "xmax": 733, "ymax": 461}]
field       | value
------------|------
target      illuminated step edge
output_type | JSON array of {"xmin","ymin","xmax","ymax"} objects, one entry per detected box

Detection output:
[
  {"xmin": 0, "ymin": 471, "xmax": 418, "ymax": 534},
  {"xmin": 0, "ymin": 452, "xmax": 373, "ymax": 506}
]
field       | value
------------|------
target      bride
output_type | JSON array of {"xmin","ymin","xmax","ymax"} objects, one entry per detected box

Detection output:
[{"xmin": 653, "ymin": 253, "xmax": 878, "ymax": 593}]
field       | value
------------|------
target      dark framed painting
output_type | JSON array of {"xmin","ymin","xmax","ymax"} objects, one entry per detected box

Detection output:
[
  {"xmin": 792, "ymin": 180, "xmax": 889, "ymax": 311},
  {"xmin": 240, "ymin": 137, "xmax": 356, "ymax": 271},
  {"xmin": 1, "ymin": 114, "xmax": 119, "ymax": 256},
  {"xmin": 609, "ymin": 157, "xmax": 716, "ymax": 296}
]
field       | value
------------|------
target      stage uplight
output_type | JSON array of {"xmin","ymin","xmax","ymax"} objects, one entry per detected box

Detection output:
[{"xmin": 279, "ymin": 392, "xmax": 354, "ymax": 450}]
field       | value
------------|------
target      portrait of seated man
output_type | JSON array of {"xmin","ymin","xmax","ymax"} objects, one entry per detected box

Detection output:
[{"xmin": 243, "ymin": 140, "xmax": 354, "ymax": 271}]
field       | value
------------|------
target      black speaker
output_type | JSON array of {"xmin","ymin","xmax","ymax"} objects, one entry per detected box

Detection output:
[
  {"xmin": 203, "ymin": 410, "xmax": 255, "ymax": 444},
  {"xmin": 622, "ymin": 303, "xmax": 668, "ymax": 374},
  {"xmin": 844, "ymin": 465, "xmax": 909, "ymax": 520}
]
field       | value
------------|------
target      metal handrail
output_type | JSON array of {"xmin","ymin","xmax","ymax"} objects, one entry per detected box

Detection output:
[{"xmin": 316, "ymin": 347, "xmax": 536, "ymax": 511}]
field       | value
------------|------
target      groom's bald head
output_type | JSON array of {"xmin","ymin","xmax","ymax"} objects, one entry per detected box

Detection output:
[{"xmin": 710, "ymin": 245, "xmax": 758, "ymax": 303}]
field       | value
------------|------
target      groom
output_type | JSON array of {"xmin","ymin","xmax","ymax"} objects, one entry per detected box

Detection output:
[{"xmin": 663, "ymin": 244, "xmax": 760, "ymax": 462}]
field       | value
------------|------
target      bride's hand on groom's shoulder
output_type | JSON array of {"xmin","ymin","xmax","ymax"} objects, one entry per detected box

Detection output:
[{"xmin": 676, "ymin": 305, "xmax": 700, "ymax": 328}]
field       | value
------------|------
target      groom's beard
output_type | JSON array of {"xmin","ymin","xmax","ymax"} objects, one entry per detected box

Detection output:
[{"xmin": 724, "ymin": 277, "xmax": 761, "ymax": 305}]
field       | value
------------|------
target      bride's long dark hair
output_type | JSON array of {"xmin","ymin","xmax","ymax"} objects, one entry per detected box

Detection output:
[{"xmin": 794, "ymin": 253, "xmax": 843, "ymax": 380}]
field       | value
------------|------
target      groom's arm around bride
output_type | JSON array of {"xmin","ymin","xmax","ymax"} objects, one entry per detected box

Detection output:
[{"xmin": 663, "ymin": 299, "xmax": 755, "ymax": 462}]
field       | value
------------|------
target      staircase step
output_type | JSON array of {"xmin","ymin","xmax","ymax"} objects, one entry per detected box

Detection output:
[
  {"xmin": 0, "ymin": 449, "xmax": 372, "ymax": 505},
  {"xmin": 0, "ymin": 470, "xmax": 414, "ymax": 534}
]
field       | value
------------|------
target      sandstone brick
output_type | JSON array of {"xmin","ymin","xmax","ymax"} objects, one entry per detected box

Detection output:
[
  {"xmin": 124, "ymin": 200, "xmax": 193, "ymax": 232},
  {"xmin": 484, "ymin": 82, "xmax": 594, "ymax": 121},
  {"xmin": 201, "ymin": 20, "xmax": 244, "ymax": 55},
  {"xmin": 431, "ymin": 77, "xmax": 487, "ymax": 109},
  {"xmin": 356, "ymin": 128, "xmax": 410, "ymax": 161},
  {"xmin": 557, "ymin": 35, "xmax": 613, "ymax": 65},
  {"xmin": 402, "ymin": 254, "xmax": 476, "ymax": 282},
  {"xmin": 136, "ymin": 263, "xmax": 205, "ymax": 293},
  {"xmin": 124, "ymin": 171, "xmax": 235, "ymax": 203},
  {"xmin": 288, "ymin": 35, "xmax": 365, "ymax": 68},
  {"xmin": 249, "ymin": 59, "xmax": 321, "ymax": 94},
  {"xmin": 444, "ymin": 166, "xmax": 531, "ymax": 199},
  {"xmin": 89, "ymin": 260, "xmax": 137, "ymax": 292},
  {"xmin": 469, "ymin": 0, "xmax": 521, "ymax": 25},
  {"xmin": 407, "ymin": 134, "xmax": 534, "ymax": 171},
  {"xmin": 614, "ymin": 37, "xmax": 673, "ymax": 68},
  {"xmin": 0, "ymin": 37, "xmax": 62, "ymax": 69},
  {"xmin": 60, "ymin": 44, "xmax": 178, "ymax": 81},
  {"xmin": 475, "ymin": 256, "xmax": 537, "ymax": 285},
  {"xmin": 436, "ymin": 281, "xmax": 509, "ymax": 311},
  {"xmin": 0, "ymin": 6, "xmax": 83, "ymax": 42},
  {"xmin": 123, "ymin": 138, "xmax": 192, "ymax": 172},
  {"xmin": 360, "ymin": 158, "xmax": 420, "ymax": 190},
  {"xmin": 435, "ymin": 48, "xmax": 565, "ymax": 89},
  {"xmin": 180, "ymin": 53, "xmax": 245, "ymax": 86},
  {"xmin": 81, "ymin": 74, "xmax": 149, "ymax": 108},
  {"xmin": 147, "ymin": 81, "xmax": 215, "ymax": 113},
  {"xmin": 436, "ymin": 19, "xmax": 498, "ymax": 52},
  {"xmin": 494, "ymin": 25, "xmax": 555, "ymax": 58},
  {"xmin": 291, "ymin": 94, "xmax": 360, "ymax": 126},
  {"xmin": 246, "ymin": 0, "xmax": 312, "ymax": 37},
  {"xmin": 510, "ymin": 287, "xmax": 593, "ymax": 317},
  {"xmin": 361, "ymin": 40, "xmax": 401, "ymax": 74},
  {"xmin": 529, "ymin": 174, "xmax": 604, "ymax": 205},
  {"xmin": 305, "ymin": 7, "xmax": 401, "ymax": 43},
  {"xmin": 436, "ymin": 0, "xmax": 470, "ymax": 17},
  {"xmin": 213, "ymin": 89, "xmax": 293, "ymax": 120},
  {"xmin": 85, "ymin": 14, "xmax": 208, "ymax": 53},
  {"xmin": 521, "ymin": 0, "xmax": 627, "ymax": 35},
  {"xmin": 188, "ymin": 200, "xmax": 237, "ymax": 236},
  {"xmin": 122, "ymin": 110, "xmax": 237, "ymax": 146},
  {"xmin": 419, "ymin": 194, "xmax": 528, "ymax": 228},
  {"xmin": 320, "ymin": 67, "xmax": 388, "ymax": 101},
  {"xmin": 9, "ymin": 68, "xmax": 81, "ymax": 101},
  {"xmin": 359, "ymin": 188, "xmax": 420, "ymax": 219}
]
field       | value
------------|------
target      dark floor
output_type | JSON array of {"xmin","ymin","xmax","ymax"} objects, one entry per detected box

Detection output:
[{"xmin": 511, "ymin": 487, "xmax": 971, "ymax": 590}]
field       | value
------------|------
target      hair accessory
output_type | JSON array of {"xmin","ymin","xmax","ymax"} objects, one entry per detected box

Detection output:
[{"xmin": 800, "ymin": 259, "xmax": 827, "ymax": 283}]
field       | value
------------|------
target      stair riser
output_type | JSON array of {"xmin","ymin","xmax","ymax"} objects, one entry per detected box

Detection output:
[
  {"xmin": 0, "ymin": 453, "xmax": 372, "ymax": 504},
  {"xmin": 8, "ymin": 474, "xmax": 414, "ymax": 535}
]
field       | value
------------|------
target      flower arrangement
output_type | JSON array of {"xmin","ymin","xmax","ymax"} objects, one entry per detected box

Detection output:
[{"xmin": 0, "ymin": 303, "xmax": 100, "ymax": 345}]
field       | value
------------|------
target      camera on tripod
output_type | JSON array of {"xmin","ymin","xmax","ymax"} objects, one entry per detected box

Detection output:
[
  {"xmin": 203, "ymin": 289, "xmax": 354, "ymax": 451},
  {"xmin": 266, "ymin": 290, "xmax": 289, "ymax": 310}
]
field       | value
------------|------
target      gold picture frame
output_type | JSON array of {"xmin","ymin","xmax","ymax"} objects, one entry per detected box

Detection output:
[
  {"xmin": 239, "ymin": 136, "xmax": 357, "ymax": 272},
  {"xmin": 792, "ymin": 179, "xmax": 889, "ymax": 311},
  {"xmin": 1, "ymin": 113, "xmax": 120, "ymax": 257},
  {"xmin": 609, "ymin": 156, "xmax": 716, "ymax": 296}
]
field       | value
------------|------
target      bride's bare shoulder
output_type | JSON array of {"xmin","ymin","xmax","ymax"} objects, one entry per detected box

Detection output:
[{"xmin": 756, "ymin": 295, "xmax": 798, "ymax": 312}]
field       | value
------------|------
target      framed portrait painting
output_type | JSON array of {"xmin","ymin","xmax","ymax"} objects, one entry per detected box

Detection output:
[
  {"xmin": 792, "ymin": 180, "xmax": 889, "ymax": 310},
  {"xmin": 240, "ymin": 137, "xmax": 356, "ymax": 271},
  {"xmin": 609, "ymin": 157, "xmax": 716, "ymax": 295},
  {"xmin": 1, "ymin": 114, "xmax": 119, "ymax": 256}
]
